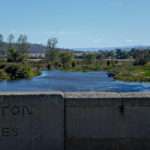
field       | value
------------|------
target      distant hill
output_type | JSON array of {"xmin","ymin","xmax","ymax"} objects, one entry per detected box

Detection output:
[
  {"xmin": 0, "ymin": 43, "xmax": 73, "ymax": 54},
  {"xmin": 1, "ymin": 43, "xmax": 150, "ymax": 54},
  {"xmin": 28, "ymin": 44, "xmax": 46, "ymax": 53}
]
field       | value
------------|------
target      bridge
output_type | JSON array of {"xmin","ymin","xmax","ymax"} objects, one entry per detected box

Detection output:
[{"xmin": 0, "ymin": 92, "xmax": 150, "ymax": 150}]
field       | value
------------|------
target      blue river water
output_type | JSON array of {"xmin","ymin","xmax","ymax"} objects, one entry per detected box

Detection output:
[{"xmin": 0, "ymin": 70, "xmax": 149, "ymax": 92}]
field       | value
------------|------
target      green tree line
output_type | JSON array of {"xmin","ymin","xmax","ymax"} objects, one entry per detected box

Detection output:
[{"xmin": 0, "ymin": 33, "xmax": 149, "ymax": 81}]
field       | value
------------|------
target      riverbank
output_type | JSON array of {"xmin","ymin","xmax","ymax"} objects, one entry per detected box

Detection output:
[
  {"xmin": 0, "ymin": 62, "xmax": 40, "ymax": 80},
  {"xmin": 52, "ymin": 61, "xmax": 150, "ymax": 82},
  {"xmin": 0, "ymin": 60, "xmax": 149, "ymax": 82},
  {"xmin": 47, "ymin": 60, "xmax": 150, "ymax": 82},
  {"xmin": 104, "ymin": 62, "xmax": 150, "ymax": 82}
]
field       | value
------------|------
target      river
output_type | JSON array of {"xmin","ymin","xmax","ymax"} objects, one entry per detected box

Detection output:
[{"xmin": 0, "ymin": 70, "xmax": 149, "ymax": 92}]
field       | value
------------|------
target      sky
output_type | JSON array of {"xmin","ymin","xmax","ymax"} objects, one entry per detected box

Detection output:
[{"xmin": 0, "ymin": 0, "xmax": 150, "ymax": 48}]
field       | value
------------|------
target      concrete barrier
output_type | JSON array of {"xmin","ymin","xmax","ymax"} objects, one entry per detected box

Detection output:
[
  {"xmin": 0, "ymin": 92, "xmax": 64, "ymax": 150},
  {"xmin": 65, "ymin": 92, "xmax": 150, "ymax": 150},
  {"xmin": 0, "ymin": 92, "xmax": 150, "ymax": 150}
]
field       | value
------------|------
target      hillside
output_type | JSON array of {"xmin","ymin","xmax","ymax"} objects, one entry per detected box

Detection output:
[{"xmin": 0, "ymin": 43, "xmax": 74, "ymax": 55}]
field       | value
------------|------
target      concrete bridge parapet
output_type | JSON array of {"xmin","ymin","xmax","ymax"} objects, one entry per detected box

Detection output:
[{"xmin": 0, "ymin": 92, "xmax": 150, "ymax": 150}]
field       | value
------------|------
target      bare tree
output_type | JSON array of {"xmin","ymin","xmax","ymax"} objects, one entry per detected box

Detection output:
[
  {"xmin": 0, "ymin": 34, "xmax": 4, "ymax": 56},
  {"xmin": 17, "ymin": 34, "xmax": 29, "ymax": 61},
  {"xmin": 17, "ymin": 34, "xmax": 29, "ymax": 52},
  {"xmin": 7, "ymin": 34, "xmax": 15, "ymax": 48},
  {"xmin": 0, "ymin": 34, "xmax": 3, "ymax": 46},
  {"xmin": 46, "ymin": 38, "xmax": 59, "ymax": 63},
  {"xmin": 47, "ymin": 38, "xmax": 58, "ymax": 50}
]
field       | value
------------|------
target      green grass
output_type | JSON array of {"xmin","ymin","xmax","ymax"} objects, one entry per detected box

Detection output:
[
  {"xmin": 0, "ymin": 60, "xmax": 149, "ymax": 82},
  {"xmin": 105, "ymin": 62, "xmax": 150, "ymax": 82},
  {"xmin": 0, "ymin": 62, "xmax": 41, "ymax": 80}
]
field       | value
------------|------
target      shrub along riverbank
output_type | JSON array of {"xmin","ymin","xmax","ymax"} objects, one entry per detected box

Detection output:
[
  {"xmin": 0, "ymin": 33, "xmax": 149, "ymax": 82},
  {"xmin": 45, "ymin": 45, "xmax": 150, "ymax": 82},
  {"xmin": 0, "ymin": 60, "xmax": 149, "ymax": 82},
  {"xmin": 0, "ymin": 62, "xmax": 40, "ymax": 80},
  {"xmin": 103, "ymin": 62, "xmax": 150, "ymax": 82}
]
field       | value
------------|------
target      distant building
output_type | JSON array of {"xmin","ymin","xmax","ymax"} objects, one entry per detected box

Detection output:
[
  {"xmin": 28, "ymin": 52, "xmax": 45, "ymax": 58},
  {"xmin": 74, "ymin": 52, "xmax": 85, "ymax": 61}
]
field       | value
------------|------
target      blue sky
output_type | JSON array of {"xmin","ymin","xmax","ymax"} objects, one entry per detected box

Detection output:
[{"xmin": 0, "ymin": 0, "xmax": 150, "ymax": 48}]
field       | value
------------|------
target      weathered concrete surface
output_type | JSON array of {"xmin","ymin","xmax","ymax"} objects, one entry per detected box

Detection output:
[
  {"xmin": 0, "ymin": 92, "xmax": 64, "ymax": 150},
  {"xmin": 0, "ymin": 92, "xmax": 150, "ymax": 150},
  {"xmin": 64, "ymin": 92, "xmax": 150, "ymax": 98},
  {"xmin": 65, "ymin": 92, "xmax": 150, "ymax": 150}
]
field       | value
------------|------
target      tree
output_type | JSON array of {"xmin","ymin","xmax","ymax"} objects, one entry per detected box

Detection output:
[
  {"xmin": 46, "ymin": 38, "xmax": 59, "ymax": 65},
  {"xmin": 60, "ymin": 52, "xmax": 74, "ymax": 68},
  {"xmin": 105, "ymin": 50, "xmax": 116, "ymax": 59},
  {"xmin": 0, "ymin": 34, "xmax": 3, "ymax": 47},
  {"xmin": 116, "ymin": 49, "xmax": 122, "ymax": 59},
  {"xmin": 84, "ymin": 53, "xmax": 97, "ymax": 64},
  {"xmin": 17, "ymin": 34, "xmax": 29, "ymax": 61},
  {"xmin": 5, "ymin": 63, "xmax": 35, "ymax": 80},
  {"xmin": 115, "ymin": 49, "xmax": 129, "ymax": 59},
  {"xmin": 133, "ymin": 49, "xmax": 150, "ymax": 65},
  {"xmin": 46, "ymin": 49, "xmax": 60, "ymax": 64},
  {"xmin": 97, "ymin": 51, "xmax": 105, "ymax": 60},
  {"xmin": 7, "ymin": 48, "xmax": 20, "ymax": 62},
  {"xmin": 7, "ymin": 34, "xmax": 15, "ymax": 48},
  {"xmin": 0, "ymin": 34, "xmax": 5, "ymax": 56},
  {"xmin": 47, "ymin": 38, "xmax": 58, "ymax": 50},
  {"xmin": 17, "ymin": 34, "xmax": 29, "ymax": 52}
]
